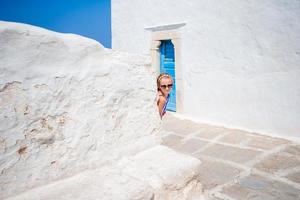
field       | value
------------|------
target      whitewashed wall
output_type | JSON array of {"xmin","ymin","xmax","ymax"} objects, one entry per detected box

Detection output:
[
  {"xmin": 0, "ymin": 21, "xmax": 161, "ymax": 198},
  {"xmin": 112, "ymin": 0, "xmax": 300, "ymax": 139}
]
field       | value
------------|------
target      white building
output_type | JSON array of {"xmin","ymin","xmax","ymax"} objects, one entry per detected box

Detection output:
[{"xmin": 112, "ymin": 0, "xmax": 300, "ymax": 140}]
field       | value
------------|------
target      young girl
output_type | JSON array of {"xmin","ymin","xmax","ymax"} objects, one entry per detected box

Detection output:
[{"xmin": 156, "ymin": 73, "xmax": 173, "ymax": 118}]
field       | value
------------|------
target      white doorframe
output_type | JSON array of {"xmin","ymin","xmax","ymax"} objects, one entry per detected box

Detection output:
[{"xmin": 149, "ymin": 30, "xmax": 184, "ymax": 113}]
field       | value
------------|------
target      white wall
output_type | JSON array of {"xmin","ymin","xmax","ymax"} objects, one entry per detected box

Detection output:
[
  {"xmin": 112, "ymin": 0, "xmax": 300, "ymax": 139},
  {"xmin": 0, "ymin": 21, "xmax": 160, "ymax": 198}
]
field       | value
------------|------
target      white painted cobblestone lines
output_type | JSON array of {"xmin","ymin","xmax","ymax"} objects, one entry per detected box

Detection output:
[
  {"xmin": 193, "ymin": 155, "xmax": 247, "ymax": 172},
  {"xmin": 244, "ymin": 144, "xmax": 290, "ymax": 167},
  {"xmin": 278, "ymin": 166, "xmax": 300, "ymax": 177},
  {"xmin": 252, "ymin": 168, "xmax": 300, "ymax": 190},
  {"xmin": 161, "ymin": 114, "xmax": 300, "ymax": 200},
  {"xmin": 192, "ymin": 137, "xmax": 265, "ymax": 153}
]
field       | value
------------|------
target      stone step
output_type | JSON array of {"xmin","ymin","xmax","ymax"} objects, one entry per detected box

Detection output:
[{"xmin": 7, "ymin": 145, "xmax": 203, "ymax": 200}]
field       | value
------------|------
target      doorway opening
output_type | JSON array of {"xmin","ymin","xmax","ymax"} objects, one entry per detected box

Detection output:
[
  {"xmin": 160, "ymin": 40, "xmax": 176, "ymax": 112},
  {"xmin": 147, "ymin": 23, "xmax": 185, "ymax": 113}
]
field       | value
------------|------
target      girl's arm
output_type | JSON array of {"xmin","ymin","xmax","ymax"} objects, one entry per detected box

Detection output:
[{"xmin": 157, "ymin": 96, "xmax": 166, "ymax": 118}]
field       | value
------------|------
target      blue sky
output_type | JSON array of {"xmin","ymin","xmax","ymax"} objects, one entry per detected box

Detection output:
[{"xmin": 0, "ymin": 0, "xmax": 111, "ymax": 48}]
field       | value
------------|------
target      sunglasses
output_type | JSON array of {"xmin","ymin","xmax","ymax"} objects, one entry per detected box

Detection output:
[{"xmin": 160, "ymin": 84, "xmax": 173, "ymax": 89}]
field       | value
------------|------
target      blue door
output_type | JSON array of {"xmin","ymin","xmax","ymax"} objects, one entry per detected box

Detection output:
[{"xmin": 160, "ymin": 40, "xmax": 176, "ymax": 112}]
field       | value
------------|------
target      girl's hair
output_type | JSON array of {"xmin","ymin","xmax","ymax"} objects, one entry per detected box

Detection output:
[{"xmin": 157, "ymin": 73, "xmax": 173, "ymax": 91}]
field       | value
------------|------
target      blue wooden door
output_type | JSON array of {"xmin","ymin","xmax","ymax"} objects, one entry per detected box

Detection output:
[{"xmin": 160, "ymin": 40, "xmax": 176, "ymax": 112}]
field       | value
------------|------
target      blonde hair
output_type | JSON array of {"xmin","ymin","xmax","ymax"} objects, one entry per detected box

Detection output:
[{"xmin": 157, "ymin": 73, "xmax": 173, "ymax": 91}]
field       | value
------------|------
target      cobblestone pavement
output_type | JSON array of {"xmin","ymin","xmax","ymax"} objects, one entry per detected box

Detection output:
[{"xmin": 161, "ymin": 114, "xmax": 300, "ymax": 200}]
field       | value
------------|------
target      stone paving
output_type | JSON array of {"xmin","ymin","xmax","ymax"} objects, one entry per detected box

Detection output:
[{"xmin": 161, "ymin": 114, "xmax": 300, "ymax": 200}]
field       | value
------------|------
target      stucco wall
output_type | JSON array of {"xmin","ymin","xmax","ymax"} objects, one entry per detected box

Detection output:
[
  {"xmin": 0, "ymin": 21, "xmax": 160, "ymax": 198},
  {"xmin": 112, "ymin": 0, "xmax": 300, "ymax": 139}
]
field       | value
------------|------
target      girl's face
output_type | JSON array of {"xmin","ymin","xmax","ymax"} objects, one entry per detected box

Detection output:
[{"xmin": 159, "ymin": 77, "xmax": 173, "ymax": 96}]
